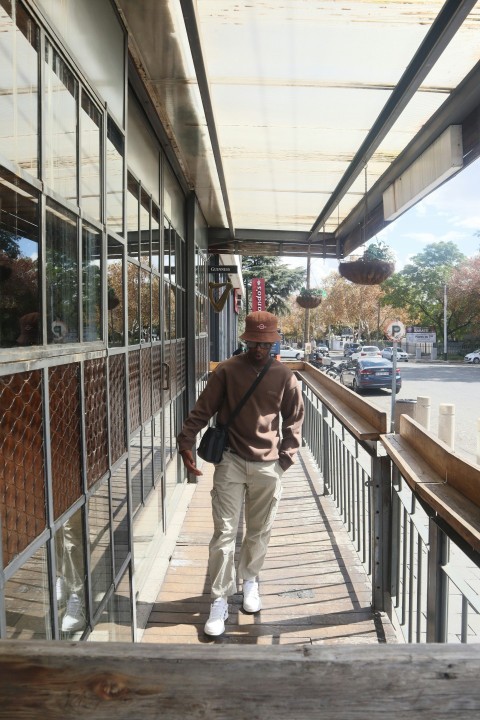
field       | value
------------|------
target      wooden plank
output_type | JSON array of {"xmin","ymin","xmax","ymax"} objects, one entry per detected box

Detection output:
[
  {"xmin": 1, "ymin": 642, "xmax": 480, "ymax": 719},
  {"xmin": 297, "ymin": 365, "xmax": 387, "ymax": 439},
  {"xmin": 381, "ymin": 421, "xmax": 480, "ymax": 551}
]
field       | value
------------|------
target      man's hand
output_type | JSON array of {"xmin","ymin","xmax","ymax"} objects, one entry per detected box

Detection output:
[{"xmin": 180, "ymin": 449, "xmax": 203, "ymax": 477}]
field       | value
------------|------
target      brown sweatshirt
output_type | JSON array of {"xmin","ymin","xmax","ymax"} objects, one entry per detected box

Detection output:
[{"xmin": 177, "ymin": 354, "xmax": 304, "ymax": 471}]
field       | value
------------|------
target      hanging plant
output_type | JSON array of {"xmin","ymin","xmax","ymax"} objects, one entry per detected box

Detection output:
[
  {"xmin": 339, "ymin": 240, "xmax": 395, "ymax": 285},
  {"xmin": 296, "ymin": 287, "xmax": 323, "ymax": 309}
]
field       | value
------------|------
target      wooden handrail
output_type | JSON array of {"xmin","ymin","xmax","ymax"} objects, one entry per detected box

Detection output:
[
  {"xmin": 1, "ymin": 641, "xmax": 480, "ymax": 718},
  {"xmin": 381, "ymin": 415, "xmax": 480, "ymax": 552},
  {"xmin": 296, "ymin": 362, "xmax": 388, "ymax": 440}
]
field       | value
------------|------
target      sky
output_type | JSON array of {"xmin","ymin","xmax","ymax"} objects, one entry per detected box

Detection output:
[{"xmin": 290, "ymin": 156, "xmax": 480, "ymax": 287}]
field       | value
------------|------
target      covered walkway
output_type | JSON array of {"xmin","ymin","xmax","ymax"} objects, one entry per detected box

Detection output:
[{"xmin": 142, "ymin": 448, "xmax": 397, "ymax": 645}]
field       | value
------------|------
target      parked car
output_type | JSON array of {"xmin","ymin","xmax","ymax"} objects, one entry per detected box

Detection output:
[
  {"xmin": 381, "ymin": 346, "xmax": 409, "ymax": 362},
  {"xmin": 340, "ymin": 358, "xmax": 401, "ymax": 394},
  {"xmin": 315, "ymin": 344, "xmax": 329, "ymax": 357},
  {"xmin": 464, "ymin": 349, "xmax": 480, "ymax": 364},
  {"xmin": 350, "ymin": 345, "xmax": 382, "ymax": 361},
  {"xmin": 280, "ymin": 345, "xmax": 304, "ymax": 360},
  {"xmin": 343, "ymin": 342, "xmax": 361, "ymax": 357}
]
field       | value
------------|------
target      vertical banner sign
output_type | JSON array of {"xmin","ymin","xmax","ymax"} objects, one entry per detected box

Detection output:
[{"xmin": 251, "ymin": 278, "xmax": 265, "ymax": 312}]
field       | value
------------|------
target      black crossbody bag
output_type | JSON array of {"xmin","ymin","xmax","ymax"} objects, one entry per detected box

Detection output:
[{"xmin": 197, "ymin": 358, "xmax": 273, "ymax": 464}]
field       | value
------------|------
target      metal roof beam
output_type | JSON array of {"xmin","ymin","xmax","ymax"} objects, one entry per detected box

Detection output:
[
  {"xmin": 307, "ymin": 0, "xmax": 478, "ymax": 244},
  {"xmin": 179, "ymin": 0, "xmax": 235, "ymax": 237}
]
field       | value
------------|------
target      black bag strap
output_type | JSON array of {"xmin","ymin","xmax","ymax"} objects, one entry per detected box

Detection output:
[{"xmin": 223, "ymin": 357, "xmax": 274, "ymax": 428}]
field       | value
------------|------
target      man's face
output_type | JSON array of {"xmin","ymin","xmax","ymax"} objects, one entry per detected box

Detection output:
[{"xmin": 245, "ymin": 341, "xmax": 272, "ymax": 364}]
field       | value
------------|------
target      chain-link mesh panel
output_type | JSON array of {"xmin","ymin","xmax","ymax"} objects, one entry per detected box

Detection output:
[
  {"xmin": 108, "ymin": 354, "xmax": 127, "ymax": 464},
  {"xmin": 140, "ymin": 347, "xmax": 152, "ymax": 423},
  {"xmin": 49, "ymin": 363, "xmax": 82, "ymax": 518},
  {"xmin": 84, "ymin": 358, "xmax": 108, "ymax": 488},
  {"xmin": 152, "ymin": 345, "xmax": 162, "ymax": 415},
  {"xmin": 0, "ymin": 371, "xmax": 45, "ymax": 567},
  {"xmin": 128, "ymin": 349, "xmax": 140, "ymax": 432}
]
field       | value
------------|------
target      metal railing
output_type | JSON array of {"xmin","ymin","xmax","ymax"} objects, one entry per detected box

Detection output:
[{"xmin": 300, "ymin": 365, "xmax": 480, "ymax": 644}]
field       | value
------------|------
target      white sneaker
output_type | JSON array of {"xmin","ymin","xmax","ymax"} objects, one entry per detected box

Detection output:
[
  {"xmin": 56, "ymin": 576, "xmax": 67, "ymax": 606},
  {"xmin": 61, "ymin": 593, "xmax": 84, "ymax": 632},
  {"xmin": 243, "ymin": 578, "xmax": 261, "ymax": 613},
  {"xmin": 204, "ymin": 597, "xmax": 228, "ymax": 636}
]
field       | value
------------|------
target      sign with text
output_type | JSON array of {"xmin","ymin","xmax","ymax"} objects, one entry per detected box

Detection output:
[
  {"xmin": 208, "ymin": 265, "xmax": 238, "ymax": 274},
  {"xmin": 406, "ymin": 326, "xmax": 436, "ymax": 343},
  {"xmin": 251, "ymin": 278, "xmax": 266, "ymax": 312}
]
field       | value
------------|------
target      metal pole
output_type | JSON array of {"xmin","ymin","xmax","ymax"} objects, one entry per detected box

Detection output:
[
  {"xmin": 390, "ymin": 340, "xmax": 397, "ymax": 433},
  {"xmin": 303, "ymin": 254, "xmax": 311, "ymax": 356},
  {"xmin": 443, "ymin": 283, "xmax": 448, "ymax": 360}
]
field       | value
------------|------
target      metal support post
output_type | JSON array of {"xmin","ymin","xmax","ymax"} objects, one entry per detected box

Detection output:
[
  {"xmin": 321, "ymin": 404, "xmax": 330, "ymax": 494},
  {"xmin": 371, "ymin": 451, "xmax": 392, "ymax": 613},
  {"xmin": 426, "ymin": 518, "xmax": 449, "ymax": 642}
]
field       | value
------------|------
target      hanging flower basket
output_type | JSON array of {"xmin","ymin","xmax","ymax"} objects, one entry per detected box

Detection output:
[
  {"xmin": 296, "ymin": 295, "xmax": 322, "ymax": 309},
  {"xmin": 338, "ymin": 259, "xmax": 395, "ymax": 285}
]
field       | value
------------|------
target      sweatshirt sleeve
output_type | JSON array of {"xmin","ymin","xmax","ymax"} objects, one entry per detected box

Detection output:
[
  {"xmin": 176, "ymin": 369, "xmax": 225, "ymax": 452},
  {"xmin": 278, "ymin": 375, "xmax": 304, "ymax": 471}
]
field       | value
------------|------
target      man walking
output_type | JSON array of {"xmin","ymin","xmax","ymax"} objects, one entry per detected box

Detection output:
[{"xmin": 177, "ymin": 311, "xmax": 304, "ymax": 636}]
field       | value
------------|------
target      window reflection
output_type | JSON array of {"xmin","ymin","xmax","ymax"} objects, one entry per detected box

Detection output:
[
  {"xmin": 111, "ymin": 461, "xmax": 129, "ymax": 575},
  {"xmin": 80, "ymin": 92, "xmax": 101, "ymax": 221},
  {"xmin": 152, "ymin": 275, "xmax": 160, "ymax": 342},
  {"xmin": 5, "ymin": 545, "xmax": 52, "ymax": 639},
  {"xmin": 0, "ymin": 1, "xmax": 39, "ymax": 177},
  {"xmin": 46, "ymin": 200, "xmax": 78, "ymax": 344},
  {"xmin": 140, "ymin": 189, "xmax": 150, "ymax": 266},
  {"xmin": 127, "ymin": 172, "xmax": 139, "ymax": 259},
  {"xmin": 88, "ymin": 567, "xmax": 133, "ymax": 642},
  {"xmin": 0, "ymin": 168, "xmax": 40, "ymax": 347},
  {"xmin": 82, "ymin": 224, "xmax": 102, "ymax": 341},
  {"xmin": 89, "ymin": 479, "xmax": 113, "ymax": 614},
  {"xmin": 128, "ymin": 262, "xmax": 140, "ymax": 345},
  {"xmin": 140, "ymin": 270, "xmax": 151, "ymax": 343},
  {"xmin": 163, "ymin": 218, "xmax": 170, "ymax": 282},
  {"xmin": 106, "ymin": 117, "xmax": 124, "ymax": 236},
  {"xmin": 151, "ymin": 203, "xmax": 160, "ymax": 272},
  {"xmin": 107, "ymin": 237, "xmax": 124, "ymax": 347},
  {"xmin": 44, "ymin": 40, "xmax": 78, "ymax": 203},
  {"xmin": 55, "ymin": 508, "xmax": 87, "ymax": 638}
]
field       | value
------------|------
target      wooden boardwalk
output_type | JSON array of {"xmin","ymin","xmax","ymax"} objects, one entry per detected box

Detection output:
[{"xmin": 142, "ymin": 449, "xmax": 398, "ymax": 645}]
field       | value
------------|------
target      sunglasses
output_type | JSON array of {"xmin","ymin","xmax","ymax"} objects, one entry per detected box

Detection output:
[{"xmin": 245, "ymin": 342, "xmax": 273, "ymax": 349}]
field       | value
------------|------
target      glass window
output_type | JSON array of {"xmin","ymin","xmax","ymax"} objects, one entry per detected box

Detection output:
[
  {"xmin": 88, "ymin": 567, "xmax": 133, "ymax": 642},
  {"xmin": 163, "ymin": 218, "xmax": 170, "ymax": 282},
  {"xmin": 55, "ymin": 508, "xmax": 87, "ymax": 638},
  {"xmin": 44, "ymin": 40, "xmax": 78, "ymax": 204},
  {"xmin": 111, "ymin": 460, "xmax": 129, "ymax": 576},
  {"xmin": 107, "ymin": 237, "xmax": 124, "ymax": 346},
  {"xmin": 0, "ymin": 0, "xmax": 39, "ymax": 178},
  {"xmin": 170, "ymin": 230, "xmax": 176, "ymax": 285},
  {"xmin": 163, "ymin": 280, "xmax": 170, "ymax": 340},
  {"xmin": 46, "ymin": 200, "xmax": 78, "ymax": 344},
  {"xmin": 80, "ymin": 92, "xmax": 101, "ymax": 221},
  {"xmin": 106, "ymin": 117, "xmax": 124, "ymax": 236},
  {"xmin": 169, "ymin": 286, "xmax": 176, "ymax": 340},
  {"xmin": 0, "ymin": 167, "xmax": 40, "ymax": 347},
  {"xmin": 130, "ymin": 429, "xmax": 142, "ymax": 514},
  {"xmin": 82, "ymin": 224, "xmax": 102, "ymax": 341},
  {"xmin": 140, "ymin": 270, "xmax": 151, "ymax": 343},
  {"xmin": 151, "ymin": 203, "xmax": 160, "ymax": 272},
  {"xmin": 88, "ymin": 478, "xmax": 113, "ymax": 614},
  {"xmin": 127, "ymin": 262, "xmax": 140, "ymax": 345},
  {"xmin": 140, "ymin": 189, "xmax": 150, "ymax": 266},
  {"xmin": 126, "ymin": 172, "xmax": 139, "ymax": 259},
  {"xmin": 5, "ymin": 545, "xmax": 52, "ymax": 639},
  {"xmin": 152, "ymin": 275, "xmax": 160, "ymax": 342}
]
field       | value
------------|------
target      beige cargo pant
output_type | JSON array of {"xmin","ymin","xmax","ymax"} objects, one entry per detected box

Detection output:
[{"xmin": 209, "ymin": 448, "xmax": 284, "ymax": 600}]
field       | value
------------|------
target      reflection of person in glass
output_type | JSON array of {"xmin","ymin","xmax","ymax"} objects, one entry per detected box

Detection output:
[
  {"xmin": 55, "ymin": 512, "xmax": 86, "ymax": 633},
  {"xmin": 16, "ymin": 312, "xmax": 40, "ymax": 346}
]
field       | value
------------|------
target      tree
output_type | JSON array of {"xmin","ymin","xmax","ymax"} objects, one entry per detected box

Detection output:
[
  {"xmin": 447, "ymin": 254, "xmax": 480, "ymax": 338},
  {"xmin": 242, "ymin": 256, "xmax": 305, "ymax": 316},
  {"xmin": 382, "ymin": 241, "xmax": 466, "ymax": 339}
]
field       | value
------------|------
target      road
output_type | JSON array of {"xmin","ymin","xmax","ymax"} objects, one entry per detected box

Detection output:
[{"xmin": 328, "ymin": 355, "xmax": 480, "ymax": 465}]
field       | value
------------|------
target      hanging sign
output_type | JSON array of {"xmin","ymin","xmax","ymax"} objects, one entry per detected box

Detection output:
[
  {"xmin": 208, "ymin": 265, "xmax": 238, "ymax": 274},
  {"xmin": 251, "ymin": 278, "xmax": 265, "ymax": 312}
]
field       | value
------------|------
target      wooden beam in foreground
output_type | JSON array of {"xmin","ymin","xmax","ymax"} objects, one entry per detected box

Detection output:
[{"xmin": 1, "ymin": 642, "xmax": 480, "ymax": 719}]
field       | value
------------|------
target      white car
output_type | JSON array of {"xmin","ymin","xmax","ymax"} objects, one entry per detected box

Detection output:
[
  {"xmin": 381, "ymin": 347, "xmax": 409, "ymax": 362},
  {"xmin": 464, "ymin": 349, "xmax": 480, "ymax": 364},
  {"xmin": 279, "ymin": 345, "xmax": 304, "ymax": 360},
  {"xmin": 350, "ymin": 345, "xmax": 382, "ymax": 361}
]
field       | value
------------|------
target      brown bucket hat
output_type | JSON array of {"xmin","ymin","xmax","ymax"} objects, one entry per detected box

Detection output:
[{"xmin": 240, "ymin": 311, "xmax": 282, "ymax": 343}]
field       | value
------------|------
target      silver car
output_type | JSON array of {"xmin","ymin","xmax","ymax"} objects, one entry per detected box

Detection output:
[
  {"xmin": 381, "ymin": 347, "xmax": 409, "ymax": 362},
  {"xmin": 280, "ymin": 345, "xmax": 305, "ymax": 360},
  {"xmin": 464, "ymin": 349, "xmax": 480, "ymax": 364}
]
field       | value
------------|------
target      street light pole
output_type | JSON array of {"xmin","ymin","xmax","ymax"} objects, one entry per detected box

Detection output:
[{"xmin": 443, "ymin": 283, "xmax": 448, "ymax": 361}]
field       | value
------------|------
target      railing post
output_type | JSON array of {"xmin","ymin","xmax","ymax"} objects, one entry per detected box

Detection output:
[
  {"xmin": 426, "ymin": 518, "xmax": 449, "ymax": 642},
  {"xmin": 322, "ymin": 404, "xmax": 330, "ymax": 494},
  {"xmin": 371, "ymin": 449, "xmax": 392, "ymax": 612}
]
